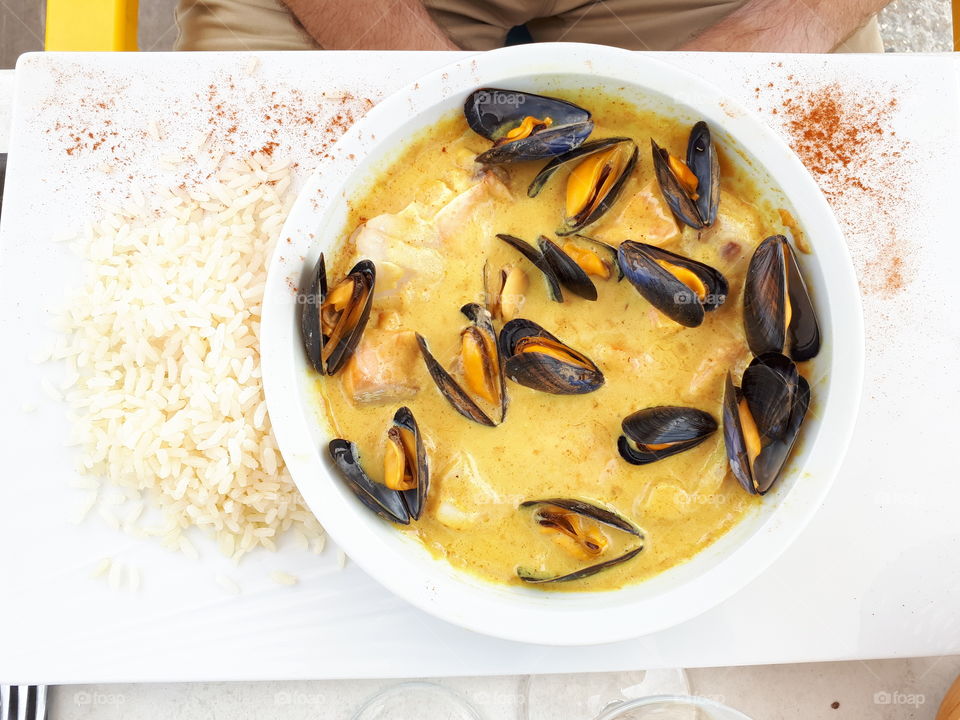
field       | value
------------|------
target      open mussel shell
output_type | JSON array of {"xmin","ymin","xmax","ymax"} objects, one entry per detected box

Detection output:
[
  {"xmin": 499, "ymin": 318, "xmax": 604, "ymax": 395},
  {"xmin": 618, "ymin": 406, "xmax": 718, "ymax": 465},
  {"xmin": 618, "ymin": 241, "xmax": 728, "ymax": 327},
  {"xmin": 390, "ymin": 407, "xmax": 429, "ymax": 520},
  {"xmin": 516, "ymin": 499, "xmax": 644, "ymax": 584},
  {"xmin": 300, "ymin": 254, "xmax": 376, "ymax": 375},
  {"xmin": 416, "ymin": 304, "xmax": 506, "ymax": 427},
  {"xmin": 329, "ymin": 438, "xmax": 411, "ymax": 525},
  {"xmin": 652, "ymin": 120, "xmax": 720, "ymax": 230},
  {"xmin": 464, "ymin": 88, "xmax": 593, "ymax": 164},
  {"xmin": 722, "ymin": 353, "xmax": 810, "ymax": 495},
  {"xmin": 496, "ymin": 233, "xmax": 599, "ymax": 302},
  {"xmin": 329, "ymin": 406, "xmax": 429, "ymax": 523},
  {"xmin": 527, "ymin": 137, "xmax": 638, "ymax": 236},
  {"xmin": 744, "ymin": 235, "xmax": 821, "ymax": 361}
]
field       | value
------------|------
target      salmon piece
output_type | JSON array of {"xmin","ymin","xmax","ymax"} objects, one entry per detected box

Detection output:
[
  {"xmin": 599, "ymin": 181, "xmax": 680, "ymax": 244},
  {"xmin": 686, "ymin": 341, "xmax": 748, "ymax": 399},
  {"xmin": 342, "ymin": 328, "xmax": 421, "ymax": 405}
]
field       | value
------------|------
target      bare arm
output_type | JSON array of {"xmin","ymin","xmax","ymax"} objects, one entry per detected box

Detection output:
[
  {"xmin": 281, "ymin": 0, "xmax": 459, "ymax": 50},
  {"xmin": 678, "ymin": 0, "xmax": 890, "ymax": 52}
]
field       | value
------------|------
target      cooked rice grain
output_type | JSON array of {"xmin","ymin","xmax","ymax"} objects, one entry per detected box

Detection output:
[{"xmin": 60, "ymin": 154, "xmax": 322, "ymax": 559}]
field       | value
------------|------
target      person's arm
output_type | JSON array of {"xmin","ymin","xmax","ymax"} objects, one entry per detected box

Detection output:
[
  {"xmin": 281, "ymin": 0, "xmax": 459, "ymax": 50},
  {"xmin": 678, "ymin": 0, "xmax": 890, "ymax": 52}
]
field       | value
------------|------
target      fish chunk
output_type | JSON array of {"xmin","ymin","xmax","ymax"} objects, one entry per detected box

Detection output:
[
  {"xmin": 434, "ymin": 171, "xmax": 511, "ymax": 244},
  {"xmin": 342, "ymin": 328, "xmax": 422, "ymax": 405},
  {"xmin": 599, "ymin": 181, "xmax": 680, "ymax": 244},
  {"xmin": 431, "ymin": 451, "xmax": 508, "ymax": 530}
]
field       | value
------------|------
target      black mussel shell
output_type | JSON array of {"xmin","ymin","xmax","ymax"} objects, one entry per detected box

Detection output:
[
  {"xmin": 300, "ymin": 253, "xmax": 328, "ymax": 374},
  {"xmin": 497, "ymin": 233, "xmax": 564, "ymax": 302},
  {"xmin": 300, "ymin": 255, "xmax": 376, "ymax": 375},
  {"xmin": 527, "ymin": 138, "xmax": 638, "ymax": 236},
  {"xmin": 464, "ymin": 88, "xmax": 593, "ymax": 164},
  {"xmin": 497, "ymin": 233, "xmax": 602, "ymax": 303},
  {"xmin": 722, "ymin": 353, "xmax": 810, "ymax": 495},
  {"xmin": 329, "ymin": 439, "xmax": 410, "ymax": 525},
  {"xmin": 686, "ymin": 121, "xmax": 720, "ymax": 227},
  {"xmin": 618, "ymin": 406, "xmax": 718, "ymax": 465},
  {"xmin": 744, "ymin": 235, "xmax": 821, "ymax": 361},
  {"xmin": 652, "ymin": 121, "xmax": 721, "ymax": 230},
  {"xmin": 499, "ymin": 318, "xmax": 604, "ymax": 395},
  {"xmin": 538, "ymin": 236, "xmax": 597, "ymax": 301},
  {"xmin": 618, "ymin": 241, "xmax": 728, "ymax": 327},
  {"xmin": 516, "ymin": 499, "xmax": 643, "ymax": 584},
  {"xmin": 416, "ymin": 304, "xmax": 506, "ymax": 426},
  {"xmin": 391, "ymin": 406, "xmax": 429, "ymax": 520}
]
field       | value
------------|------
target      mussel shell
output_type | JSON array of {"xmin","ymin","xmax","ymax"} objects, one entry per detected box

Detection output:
[
  {"xmin": 499, "ymin": 318, "xmax": 604, "ymax": 395},
  {"xmin": 416, "ymin": 333, "xmax": 497, "ymax": 427},
  {"xmin": 652, "ymin": 139, "xmax": 703, "ymax": 230},
  {"xmin": 686, "ymin": 121, "xmax": 720, "ymax": 227},
  {"xmin": 527, "ymin": 138, "xmax": 638, "ymax": 236},
  {"xmin": 517, "ymin": 547, "xmax": 643, "ymax": 584},
  {"xmin": 516, "ymin": 498, "xmax": 643, "ymax": 584},
  {"xmin": 618, "ymin": 405, "xmax": 718, "ymax": 465},
  {"xmin": 464, "ymin": 88, "xmax": 593, "ymax": 164},
  {"xmin": 497, "ymin": 233, "xmax": 563, "ymax": 302},
  {"xmin": 462, "ymin": 302, "xmax": 509, "ymax": 423},
  {"xmin": 538, "ymin": 236, "xmax": 597, "ymax": 301},
  {"xmin": 300, "ymin": 256, "xmax": 376, "ymax": 375},
  {"xmin": 329, "ymin": 439, "xmax": 410, "ymax": 525},
  {"xmin": 617, "ymin": 241, "xmax": 728, "ymax": 327},
  {"xmin": 744, "ymin": 235, "xmax": 821, "ymax": 361},
  {"xmin": 722, "ymin": 353, "xmax": 810, "ymax": 495},
  {"xmin": 392, "ymin": 406, "xmax": 429, "ymax": 520},
  {"xmin": 300, "ymin": 253, "xmax": 328, "ymax": 375}
]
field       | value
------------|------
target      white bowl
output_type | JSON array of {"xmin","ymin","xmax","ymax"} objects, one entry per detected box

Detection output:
[{"xmin": 261, "ymin": 43, "xmax": 864, "ymax": 645}]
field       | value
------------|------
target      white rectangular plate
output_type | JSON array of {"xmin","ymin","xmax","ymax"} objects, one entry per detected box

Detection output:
[{"xmin": 1, "ymin": 51, "xmax": 958, "ymax": 684}]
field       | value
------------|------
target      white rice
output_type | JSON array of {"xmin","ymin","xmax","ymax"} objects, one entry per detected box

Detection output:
[
  {"xmin": 270, "ymin": 570, "xmax": 299, "ymax": 586},
  {"xmin": 59, "ymin": 153, "xmax": 323, "ymax": 560}
]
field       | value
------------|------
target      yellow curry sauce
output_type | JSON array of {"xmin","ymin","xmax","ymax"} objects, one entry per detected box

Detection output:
[{"xmin": 314, "ymin": 91, "xmax": 787, "ymax": 591}]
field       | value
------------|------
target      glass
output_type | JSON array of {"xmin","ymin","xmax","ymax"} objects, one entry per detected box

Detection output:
[
  {"xmin": 522, "ymin": 668, "xmax": 691, "ymax": 720},
  {"xmin": 351, "ymin": 681, "xmax": 483, "ymax": 720},
  {"xmin": 593, "ymin": 694, "xmax": 755, "ymax": 720}
]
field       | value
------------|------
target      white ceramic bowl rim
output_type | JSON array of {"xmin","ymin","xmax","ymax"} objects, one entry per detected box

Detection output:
[{"xmin": 261, "ymin": 43, "xmax": 864, "ymax": 646}]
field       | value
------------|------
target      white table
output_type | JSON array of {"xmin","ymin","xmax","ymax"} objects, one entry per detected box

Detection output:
[{"xmin": 0, "ymin": 52, "xmax": 958, "ymax": 719}]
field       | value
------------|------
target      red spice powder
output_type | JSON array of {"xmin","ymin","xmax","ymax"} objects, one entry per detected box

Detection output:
[{"xmin": 756, "ymin": 77, "xmax": 914, "ymax": 298}]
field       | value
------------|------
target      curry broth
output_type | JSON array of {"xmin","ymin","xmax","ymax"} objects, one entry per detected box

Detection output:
[{"xmin": 315, "ymin": 91, "xmax": 783, "ymax": 591}]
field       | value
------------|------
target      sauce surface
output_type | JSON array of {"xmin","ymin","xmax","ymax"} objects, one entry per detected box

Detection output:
[{"xmin": 315, "ymin": 91, "xmax": 785, "ymax": 591}]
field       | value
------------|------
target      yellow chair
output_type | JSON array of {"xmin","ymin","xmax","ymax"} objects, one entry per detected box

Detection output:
[{"xmin": 45, "ymin": 0, "xmax": 139, "ymax": 51}]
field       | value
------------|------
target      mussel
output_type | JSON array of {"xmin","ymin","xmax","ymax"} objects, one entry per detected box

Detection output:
[
  {"xmin": 499, "ymin": 318, "xmax": 604, "ymax": 395},
  {"xmin": 652, "ymin": 121, "xmax": 720, "ymax": 230},
  {"xmin": 722, "ymin": 353, "xmax": 810, "ymax": 495},
  {"xmin": 528, "ymin": 137, "xmax": 638, "ymax": 235},
  {"xmin": 618, "ymin": 241, "xmax": 728, "ymax": 327},
  {"xmin": 516, "ymin": 499, "xmax": 644, "ymax": 584},
  {"xmin": 483, "ymin": 261, "xmax": 529, "ymax": 321},
  {"xmin": 301, "ymin": 254, "xmax": 376, "ymax": 375},
  {"xmin": 496, "ymin": 233, "xmax": 615, "ymax": 303},
  {"xmin": 328, "ymin": 406, "xmax": 429, "ymax": 524},
  {"xmin": 619, "ymin": 406, "xmax": 718, "ymax": 465},
  {"xmin": 417, "ymin": 303, "xmax": 507, "ymax": 426},
  {"xmin": 464, "ymin": 88, "xmax": 594, "ymax": 164},
  {"xmin": 744, "ymin": 235, "xmax": 821, "ymax": 361}
]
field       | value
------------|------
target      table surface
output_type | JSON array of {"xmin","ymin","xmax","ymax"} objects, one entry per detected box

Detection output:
[{"xmin": 1, "ymin": 50, "xmax": 959, "ymax": 694}]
